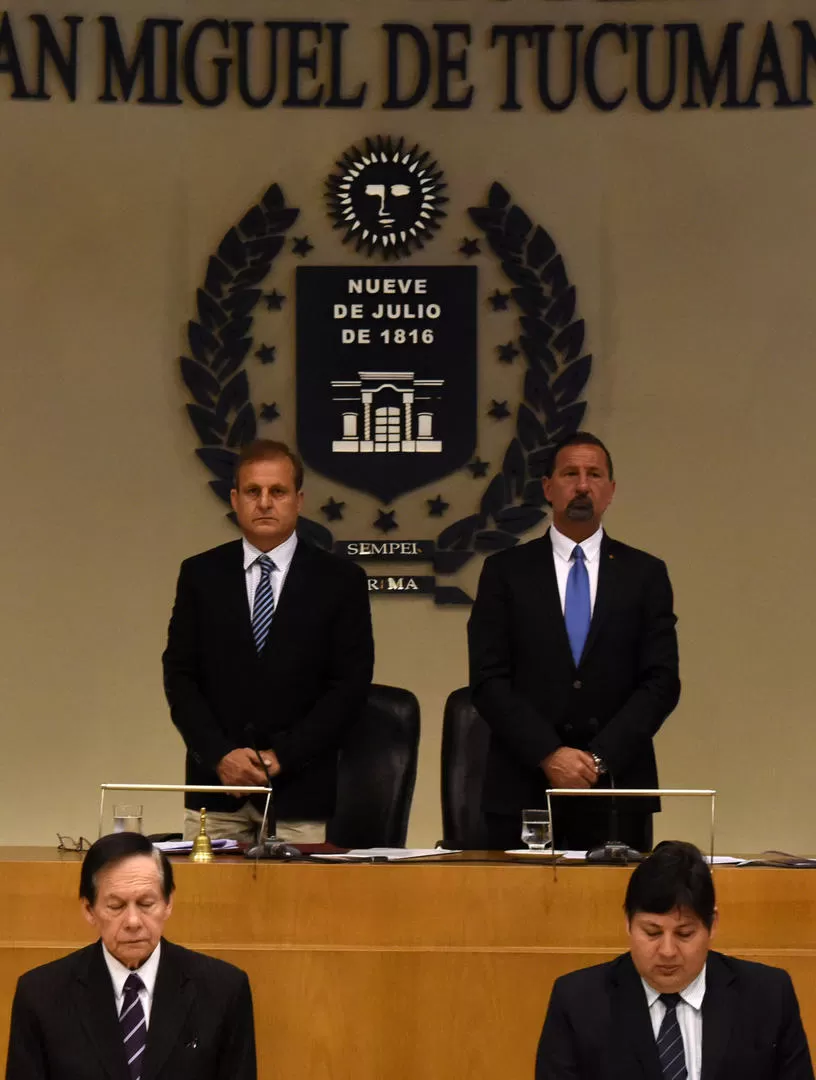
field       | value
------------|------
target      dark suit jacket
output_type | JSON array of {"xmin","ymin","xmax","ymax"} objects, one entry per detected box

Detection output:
[
  {"xmin": 536, "ymin": 951, "xmax": 814, "ymax": 1080},
  {"xmin": 162, "ymin": 537, "xmax": 374, "ymax": 817},
  {"xmin": 6, "ymin": 939, "xmax": 256, "ymax": 1080},
  {"xmin": 467, "ymin": 530, "xmax": 680, "ymax": 815}
]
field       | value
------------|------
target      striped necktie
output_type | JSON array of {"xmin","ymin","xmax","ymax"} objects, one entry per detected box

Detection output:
[
  {"xmin": 120, "ymin": 973, "xmax": 147, "ymax": 1080},
  {"xmin": 252, "ymin": 555, "xmax": 276, "ymax": 653},
  {"xmin": 564, "ymin": 544, "xmax": 591, "ymax": 665},
  {"xmin": 657, "ymin": 993, "xmax": 688, "ymax": 1080}
]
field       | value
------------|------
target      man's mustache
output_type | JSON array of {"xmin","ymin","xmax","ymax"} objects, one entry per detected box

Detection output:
[{"xmin": 565, "ymin": 494, "xmax": 594, "ymax": 519}]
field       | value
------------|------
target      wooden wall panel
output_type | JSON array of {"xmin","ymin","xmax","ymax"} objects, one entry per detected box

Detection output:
[{"xmin": 0, "ymin": 852, "xmax": 813, "ymax": 1079}]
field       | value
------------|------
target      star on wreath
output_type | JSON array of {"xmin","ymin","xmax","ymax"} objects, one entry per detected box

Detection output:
[
  {"xmin": 488, "ymin": 289, "xmax": 511, "ymax": 312},
  {"xmin": 488, "ymin": 400, "xmax": 510, "ymax": 420},
  {"xmin": 374, "ymin": 509, "xmax": 398, "ymax": 534},
  {"xmin": 497, "ymin": 341, "xmax": 519, "ymax": 364},
  {"xmin": 467, "ymin": 457, "xmax": 490, "ymax": 478},
  {"xmin": 321, "ymin": 497, "xmax": 345, "ymax": 522},
  {"xmin": 263, "ymin": 290, "xmax": 286, "ymax": 311},
  {"xmin": 427, "ymin": 495, "xmax": 449, "ymax": 517},
  {"xmin": 292, "ymin": 236, "xmax": 314, "ymax": 257},
  {"xmin": 459, "ymin": 238, "xmax": 480, "ymax": 257},
  {"xmin": 260, "ymin": 402, "xmax": 280, "ymax": 421},
  {"xmin": 255, "ymin": 344, "xmax": 276, "ymax": 364}
]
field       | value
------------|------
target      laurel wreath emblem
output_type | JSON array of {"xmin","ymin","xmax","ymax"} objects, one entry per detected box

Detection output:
[
  {"xmin": 177, "ymin": 179, "xmax": 591, "ymax": 601},
  {"xmin": 177, "ymin": 183, "xmax": 333, "ymax": 549},
  {"xmin": 431, "ymin": 182, "xmax": 593, "ymax": 603}
]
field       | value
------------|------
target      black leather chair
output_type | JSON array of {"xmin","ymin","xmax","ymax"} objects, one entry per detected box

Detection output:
[
  {"xmin": 327, "ymin": 684, "xmax": 420, "ymax": 848},
  {"xmin": 440, "ymin": 687, "xmax": 491, "ymax": 849}
]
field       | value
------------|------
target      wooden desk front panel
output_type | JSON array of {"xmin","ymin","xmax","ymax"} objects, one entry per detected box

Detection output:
[{"xmin": 0, "ymin": 853, "xmax": 814, "ymax": 1079}]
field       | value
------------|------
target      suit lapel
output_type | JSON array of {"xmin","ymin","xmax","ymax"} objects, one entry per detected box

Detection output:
[
  {"xmin": 609, "ymin": 955, "xmax": 663, "ymax": 1080},
  {"xmin": 141, "ymin": 941, "xmax": 196, "ymax": 1080},
  {"xmin": 579, "ymin": 532, "xmax": 619, "ymax": 667},
  {"xmin": 701, "ymin": 953, "xmax": 738, "ymax": 1080},
  {"xmin": 536, "ymin": 532, "xmax": 576, "ymax": 670},
  {"xmin": 73, "ymin": 943, "xmax": 131, "ymax": 1080},
  {"xmin": 218, "ymin": 540, "xmax": 257, "ymax": 656}
]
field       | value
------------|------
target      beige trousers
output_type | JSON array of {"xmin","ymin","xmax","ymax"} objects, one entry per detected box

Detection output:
[{"xmin": 183, "ymin": 805, "xmax": 326, "ymax": 845}]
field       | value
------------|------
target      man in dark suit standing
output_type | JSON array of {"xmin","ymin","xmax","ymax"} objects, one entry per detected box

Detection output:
[
  {"xmin": 6, "ymin": 832, "xmax": 256, "ymax": 1080},
  {"xmin": 536, "ymin": 841, "xmax": 814, "ymax": 1079},
  {"xmin": 163, "ymin": 439, "xmax": 374, "ymax": 844},
  {"xmin": 468, "ymin": 431, "xmax": 680, "ymax": 852}
]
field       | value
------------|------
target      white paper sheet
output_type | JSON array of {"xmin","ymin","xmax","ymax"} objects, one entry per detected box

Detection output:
[
  {"xmin": 153, "ymin": 839, "xmax": 240, "ymax": 852},
  {"xmin": 311, "ymin": 848, "xmax": 462, "ymax": 861}
]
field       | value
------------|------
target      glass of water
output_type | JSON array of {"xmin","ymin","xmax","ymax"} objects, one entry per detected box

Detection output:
[
  {"xmin": 113, "ymin": 804, "xmax": 143, "ymax": 834},
  {"xmin": 521, "ymin": 809, "xmax": 552, "ymax": 851}
]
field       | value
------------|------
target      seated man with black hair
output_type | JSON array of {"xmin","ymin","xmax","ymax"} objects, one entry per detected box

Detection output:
[
  {"xmin": 6, "ymin": 832, "xmax": 256, "ymax": 1080},
  {"xmin": 536, "ymin": 840, "xmax": 813, "ymax": 1080}
]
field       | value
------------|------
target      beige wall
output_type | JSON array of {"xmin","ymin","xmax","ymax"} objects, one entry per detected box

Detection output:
[{"xmin": 0, "ymin": 0, "xmax": 813, "ymax": 851}]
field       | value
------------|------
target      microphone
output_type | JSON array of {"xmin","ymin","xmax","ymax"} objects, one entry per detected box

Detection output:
[
  {"xmin": 585, "ymin": 771, "xmax": 643, "ymax": 864},
  {"xmin": 245, "ymin": 723, "xmax": 277, "ymax": 839},
  {"xmin": 243, "ymin": 725, "xmax": 302, "ymax": 861}
]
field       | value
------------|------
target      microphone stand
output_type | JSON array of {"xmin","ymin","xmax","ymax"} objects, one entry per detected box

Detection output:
[
  {"xmin": 585, "ymin": 772, "xmax": 643, "ymax": 864},
  {"xmin": 243, "ymin": 732, "xmax": 302, "ymax": 860}
]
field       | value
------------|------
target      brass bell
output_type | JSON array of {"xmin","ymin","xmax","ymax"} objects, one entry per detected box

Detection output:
[{"xmin": 189, "ymin": 807, "xmax": 214, "ymax": 863}]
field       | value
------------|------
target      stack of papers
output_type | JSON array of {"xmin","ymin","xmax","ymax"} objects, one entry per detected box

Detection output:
[
  {"xmin": 311, "ymin": 848, "xmax": 461, "ymax": 861},
  {"xmin": 556, "ymin": 852, "xmax": 750, "ymax": 864},
  {"xmin": 153, "ymin": 839, "xmax": 240, "ymax": 853}
]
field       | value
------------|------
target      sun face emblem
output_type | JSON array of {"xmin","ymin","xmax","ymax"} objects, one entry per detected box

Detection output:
[{"xmin": 326, "ymin": 136, "xmax": 448, "ymax": 260}]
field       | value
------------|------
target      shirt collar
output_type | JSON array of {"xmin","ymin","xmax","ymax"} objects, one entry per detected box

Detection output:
[
  {"xmin": 242, "ymin": 531, "xmax": 298, "ymax": 573},
  {"xmin": 550, "ymin": 524, "xmax": 604, "ymax": 564},
  {"xmin": 641, "ymin": 962, "xmax": 707, "ymax": 1011},
  {"xmin": 102, "ymin": 939, "xmax": 161, "ymax": 999}
]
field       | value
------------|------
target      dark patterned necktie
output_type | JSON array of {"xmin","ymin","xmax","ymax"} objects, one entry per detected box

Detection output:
[
  {"xmin": 251, "ymin": 555, "xmax": 276, "ymax": 653},
  {"xmin": 120, "ymin": 973, "xmax": 147, "ymax": 1080},
  {"xmin": 564, "ymin": 545, "xmax": 591, "ymax": 664},
  {"xmin": 657, "ymin": 993, "xmax": 688, "ymax": 1080}
]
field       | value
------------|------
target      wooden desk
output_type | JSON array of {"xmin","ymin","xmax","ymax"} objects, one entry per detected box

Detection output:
[{"xmin": 1, "ymin": 849, "xmax": 815, "ymax": 1079}]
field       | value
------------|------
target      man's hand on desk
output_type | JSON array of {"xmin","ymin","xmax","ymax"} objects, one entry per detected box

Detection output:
[
  {"xmin": 216, "ymin": 748, "xmax": 273, "ymax": 794},
  {"xmin": 541, "ymin": 747, "xmax": 598, "ymax": 789}
]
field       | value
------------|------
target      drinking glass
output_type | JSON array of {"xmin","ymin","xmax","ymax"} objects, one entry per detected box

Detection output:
[
  {"xmin": 521, "ymin": 809, "xmax": 552, "ymax": 851},
  {"xmin": 113, "ymin": 804, "xmax": 143, "ymax": 834}
]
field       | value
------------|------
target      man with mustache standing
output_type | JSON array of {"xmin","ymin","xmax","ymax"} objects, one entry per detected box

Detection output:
[
  {"xmin": 163, "ymin": 439, "xmax": 374, "ymax": 845},
  {"xmin": 468, "ymin": 431, "xmax": 680, "ymax": 852}
]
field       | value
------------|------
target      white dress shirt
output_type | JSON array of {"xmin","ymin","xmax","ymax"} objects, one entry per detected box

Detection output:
[
  {"xmin": 242, "ymin": 532, "xmax": 298, "ymax": 615},
  {"xmin": 549, "ymin": 524, "xmax": 603, "ymax": 615},
  {"xmin": 102, "ymin": 940, "xmax": 161, "ymax": 1028},
  {"xmin": 642, "ymin": 965, "xmax": 706, "ymax": 1080}
]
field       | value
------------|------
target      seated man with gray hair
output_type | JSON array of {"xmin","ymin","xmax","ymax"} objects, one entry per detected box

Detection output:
[{"xmin": 6, "ymin": 832, "xmax": 256, "ymax": 1080}]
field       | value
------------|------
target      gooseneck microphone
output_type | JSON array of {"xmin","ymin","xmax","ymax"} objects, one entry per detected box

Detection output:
[
  {"xmin": 585, "ymin": 771, "xmax": 643, "ymax": 864},
  {"xmin": 243, "ymin": 725, "xmax": 302, "ymax": 861},
  {"xmin": 245, "ymin": 723, "xmax": 277, "ymax": 840}
]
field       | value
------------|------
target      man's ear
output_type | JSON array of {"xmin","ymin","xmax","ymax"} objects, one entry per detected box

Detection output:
[
  {"xmin": 81, "ymin": 899, "xmax": 97, "ymax": 929},
  {"xmin": 709, "ymin": 908, "xmax": 719, "ymax": 940}
]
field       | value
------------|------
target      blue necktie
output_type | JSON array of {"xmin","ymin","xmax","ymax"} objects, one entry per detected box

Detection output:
[
  {"xmin": 251, "ymin": 555, "xmax": 276, "ymax": 653},
  {"xmin": 119, "ymin": 973, "xmax": 147, "ymax": 1080},
  {"xmin": 656, "ymin": 993, "xmax": 688, "ymax": 1080},
  {"xmin": 564, "ymin": 545, "xmax": 591, "ymax": 665}
]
